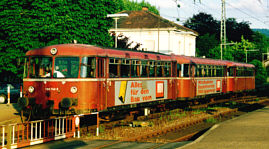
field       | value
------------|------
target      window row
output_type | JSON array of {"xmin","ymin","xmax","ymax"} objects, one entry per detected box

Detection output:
[
  {"xmin": 108, "ymin": 58, "xmax": 171, "ymax": 78},
  {"xmin": 25, "ymin": 56, "xmax": 255, "ymax": 79},
  {"xmin": 236, "ymin": 67, "xmax": 254, "ymax": 76},
  {"xmin": 195, "ymin": 65, "xmax": 224, "ymax": 77}
]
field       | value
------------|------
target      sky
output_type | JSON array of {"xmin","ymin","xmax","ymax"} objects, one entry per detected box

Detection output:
[{"xmin": 137, "ymin": 0, "xmax": 269, "ymax": 29}]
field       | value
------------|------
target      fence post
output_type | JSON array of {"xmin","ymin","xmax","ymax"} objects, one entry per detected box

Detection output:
[
  {"xmin": 7, "ymin": 86, "xmax": 10, "ymax": 105},
  {"xmin": 6, "ymin": 125, "xmax": 11, "ymax": 149},
  {"xmin": 96, "ymin": 112, "xmax": 99, "ymax": 136},
  {"xmin": 20, "ymin": 86, "xmax": 22, "ymax": 98},
  {"xmin": 75, "ymin": 116, "xmax": 80, "ymax": 138}
]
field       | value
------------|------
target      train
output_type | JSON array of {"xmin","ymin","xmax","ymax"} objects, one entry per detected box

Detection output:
[{"xmin": 18, "ymin": 44, "xmax": 255, "ymax": 118}]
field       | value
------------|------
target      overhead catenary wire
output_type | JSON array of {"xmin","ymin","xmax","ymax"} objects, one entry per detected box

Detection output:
[{"xmin": 226, "ymin": 1, "xmax": 269, "ymax": 27}]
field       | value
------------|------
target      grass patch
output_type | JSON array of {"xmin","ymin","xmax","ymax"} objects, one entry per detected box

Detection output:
[
  {"xmin": 206, "ymin": 117, "xmax": 217, "ymax": 123},
  {"xmin": 99, "ymin": 124, "xmax": 105, "ymax": 133}
]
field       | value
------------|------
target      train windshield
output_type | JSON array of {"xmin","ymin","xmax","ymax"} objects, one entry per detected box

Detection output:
[
  {"xmin": 25, "ymin": 57, "xmax": 53, "ymax": 78},
  {"xmin": 54, "ymin": 57, "xmax": 79, "ymax": 78}
]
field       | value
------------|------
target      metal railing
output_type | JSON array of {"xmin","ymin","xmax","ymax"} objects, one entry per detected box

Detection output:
[{"xmin": 0, "ymin": 116, "xmax": 79, "ymax": 149}]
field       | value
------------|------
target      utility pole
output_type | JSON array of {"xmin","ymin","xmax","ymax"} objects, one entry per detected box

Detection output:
[
  {"xmin": 220, "ymin": 0, "xmax": 226, "ymax": 60},
  {"xmin": 157, "ymin": 6, "xmax": 160, "ymax": 53},
  {"xmin": 107, "ymin": 13, "xmax": 129, "ymax": 48}
]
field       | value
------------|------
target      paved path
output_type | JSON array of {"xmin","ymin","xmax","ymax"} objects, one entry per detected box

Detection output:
[{"xmin": 180, "ymin": 106, "xmax": 269, "ymax": 149}]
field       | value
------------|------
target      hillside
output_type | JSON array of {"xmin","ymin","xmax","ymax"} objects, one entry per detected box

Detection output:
[{"xmin": 253, "ymin": 29, "xmax": 269, "ymax": 37}]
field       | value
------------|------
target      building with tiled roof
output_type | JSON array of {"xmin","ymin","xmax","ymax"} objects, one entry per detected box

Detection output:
[{"xmin": 109, "ymin": 7, "xmax": 198, "ymax": 56}]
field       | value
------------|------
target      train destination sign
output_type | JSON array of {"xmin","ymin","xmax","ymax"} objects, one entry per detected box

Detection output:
[{"xmin": 115, "ymin": 80, "xmax": 167, "ymax": 106}]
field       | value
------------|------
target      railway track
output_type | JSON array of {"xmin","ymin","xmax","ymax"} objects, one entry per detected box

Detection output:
[
  {"xmin": 81, "ymin": 95, "xmax": 264, "ymax": 133},
  {"xmin": 80, "ymin": 95, "xmax": 269, "ymax": 149}
]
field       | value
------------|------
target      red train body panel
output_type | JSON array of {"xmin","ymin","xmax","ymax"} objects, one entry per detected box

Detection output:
[{"xmin": 19, "ymin": 44, "xmax": 255, "ymax": 117}]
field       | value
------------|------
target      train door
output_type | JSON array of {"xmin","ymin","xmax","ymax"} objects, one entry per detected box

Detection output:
[
  {"xmin": 172, "ymin": 62, "xmax": 177, "ymax": 100},
  {"xmin": 191, "ymin": 64, "xmax": 196, "ymax": 97},
  {"xmin": 223, "ymin": 66, "xmax": 227, "ymax": 93},
  {"xmin": 97, "ymin": 57, "xmax": 107, "ymax": 111},
  {"xmin": 234, "ymin": 67, "xmax": 238, "ymax": 91}
]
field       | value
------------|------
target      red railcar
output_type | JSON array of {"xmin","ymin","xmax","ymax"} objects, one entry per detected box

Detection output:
[{"xmin": 18, "ymin": 44, "xmax": 255, "ymax": 117}]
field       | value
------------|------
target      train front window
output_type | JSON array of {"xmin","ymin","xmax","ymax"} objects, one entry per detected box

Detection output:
[
  {"xmin": 28, "ymin": 57, "xmax": 52, "ymax": 78},
  {"xmin": 80, "ymin": 57, "xmax": 96, "ymax": 78},
  {"xmin": 54, "ymin": 57, "xmax": 79, "ymax": 78}
]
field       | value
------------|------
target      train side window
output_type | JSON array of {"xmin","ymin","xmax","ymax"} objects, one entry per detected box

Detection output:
[
  {"xmin": 141, "ymin": 60, "xmax": 149, "ymax": 77},
  {"xmin": 201, "ymin": 65, "xmax": 205, "ymax": 77},
  {"xmin": 29, "ymin": 57, "xmax": 52, "ymax": 78},
  {"xmin": 54, "ymin": 57, "xmax": 79, "ymax": 78},
  {"xmin": 80, "ymin": 57, "xmax": 96, "ymax": 78},
  {"xmin": 149, "ymin": 61, "xmax": 155, "ymax": 77},
  {"xmin": 247, "ymin": 68, "xmax": 254, "ymax": 76},
  {"xmin": 208, "ymin": 66, "xmax": 210, "ymax": 77},
  {"xmin": 191, "ymin": 65, "xmax": 195, "ymax": 77},
  {"xmin": 195, "ymin": 65, "xmax": 199, "ymax": 77},
  {"xmin": 177, "ymin": 64, "xmax": 181, "ymax": 77},
  {"xmin": 213, "ymin": 66, "xmax": 216, "ymax": 77},
  {"xmin": 121, "ymin": 59, "xmax": 130, "ymax": 77},
  {"xmin": 183, "ymin": 64, "xmax": 189, "ymax": 77},
  {"xmin": 206, "ymin": 65, "xmax": 209, "ymax": 77},
  {"xmin": 109, "ymin": 58, "xmax": 120, "ymax": 78},
  {"xmin": 236, "ymin": 67, "xmax": 241, "ymax": 76},
  {"xmin": 231, "ymin": 67, "xmax": 234, "ymax": 76},
  {"xmin": 156, "ymin": 62, "xmax": 164, "ymax": 77},
  {"xmin": 217, "ymin": 66, "xmax": 223, "ymax": 77},
  {"xmin": 164, "ymin": 62, "xmax": 171, "ymax": 77},
  {"xmin": 131, "ymin": 60, "xmax": 140, "ymax": 77},
  {"xmin": 220, "ymin": 66, "xmax": 224, "ymax": 77},
  {"xmin": 209, "ymin": 66, "xmax": 213, "ymax": 77}
]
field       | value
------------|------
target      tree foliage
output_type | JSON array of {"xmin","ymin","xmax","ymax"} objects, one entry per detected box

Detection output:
[
  {"xmin": 196, "ymin": 33, "xmax": 219, "ymax": 57},
  {"xmin": 120, "ymin": 0, "xmax": 159, "ymax": 15},
  {"xmin": 1, "ymin": 0, "xmax": 157, "ymax": 82},
  {"xmin": 226, "ymin": 18, "xmax": 253, "ymax": 42},
  {"xmin": 250, "ymin": 59, "xmax": 267, "ymax": 86},
  {"xmin": 184, "ymin": 13, "xmax": 219, "ymax": 37}
]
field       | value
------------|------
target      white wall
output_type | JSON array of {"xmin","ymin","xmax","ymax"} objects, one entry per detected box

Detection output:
[{"xmin": 113, "ymin": 28, "xmax": 196, "ymax": 56}]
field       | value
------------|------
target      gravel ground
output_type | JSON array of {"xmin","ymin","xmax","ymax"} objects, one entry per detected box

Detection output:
[{"xmin": 0, "ymin": 103, "xmax": 22, "ymax": 124}]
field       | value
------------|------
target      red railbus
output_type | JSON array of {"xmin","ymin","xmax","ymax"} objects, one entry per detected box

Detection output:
[{"xmin": 18, "ymin": 44, "xmax": 255, "ymax": 118}]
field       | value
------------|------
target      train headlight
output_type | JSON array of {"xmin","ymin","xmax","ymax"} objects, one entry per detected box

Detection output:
[
  {"xmin": 70, "ymin": 86, "xmax": 77, "ymax": 94},
  {"xmin": 50, "ymin": 48, "xmax": 58, "ymax": 55},
  {"xmin": 28, "ymin": 86, "xmax": 35, "ymax": 93}
]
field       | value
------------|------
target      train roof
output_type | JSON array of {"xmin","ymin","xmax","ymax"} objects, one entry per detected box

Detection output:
[
  {"xmin": 174, "ymin": 55, "xmax": 254, "ymax": 68},
  {"xmin": 26, "ymin": 44, "xmax": 254, "ymax": 68},
  {"xmin": 174, "ymin": 55, "xmax": 228, "ymax": 66},
  {"xmin": 26, "ymin": 44, "xmax": 172, "ymax": 61}
]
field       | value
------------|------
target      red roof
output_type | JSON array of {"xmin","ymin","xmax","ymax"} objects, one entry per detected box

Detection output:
[
  {"xmin": 174, "ymin": 55, "xmax": 227, "ymax": 66},
  {"xmin": 26, "ymin": 44, "xmax": 254, "ymax": 68},
  {"xmin": 26, "ymin": 44, "xmax": 172, "ymax": 61}
]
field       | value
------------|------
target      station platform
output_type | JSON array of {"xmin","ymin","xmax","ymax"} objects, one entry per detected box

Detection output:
[{"xmin": 180, "ymin": 106, "xmax": 269, "ymax": 149}]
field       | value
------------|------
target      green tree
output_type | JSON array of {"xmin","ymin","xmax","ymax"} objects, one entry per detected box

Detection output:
[
  {"xmin": 196, "ymin": 33, "xmax": 218, "ymax": 57},
  {"xmin": 184, "ymin": 13, "xmax": 255, "ymax": 59},
  {"xmin": 250, "ymin": 59, "xmax": 267, "ymax": 86},
  {"xmin": 251, "ymin": 31, "xmax": 269, "ymax": 62},
  {"xmin": 226, "ymin": 18, "xmax": 253, "ymax": 42},
  {"xmin": 184, "ymin": 13, "xmax": 219, "ymax": 37},
  {"xmin": 0, "ymin": 0, "xmax": 122, "ymax": 82},
  {"xmin": 227, "ymin": 36, "xmax": 255, "ymax": 62},
  {"xmin": 206, "ymin": 36, "xmax": 256, "ymax": 63},
  {"xmin": 120, "ymin": 0, "xmax": 159, "ymax": 15}
]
